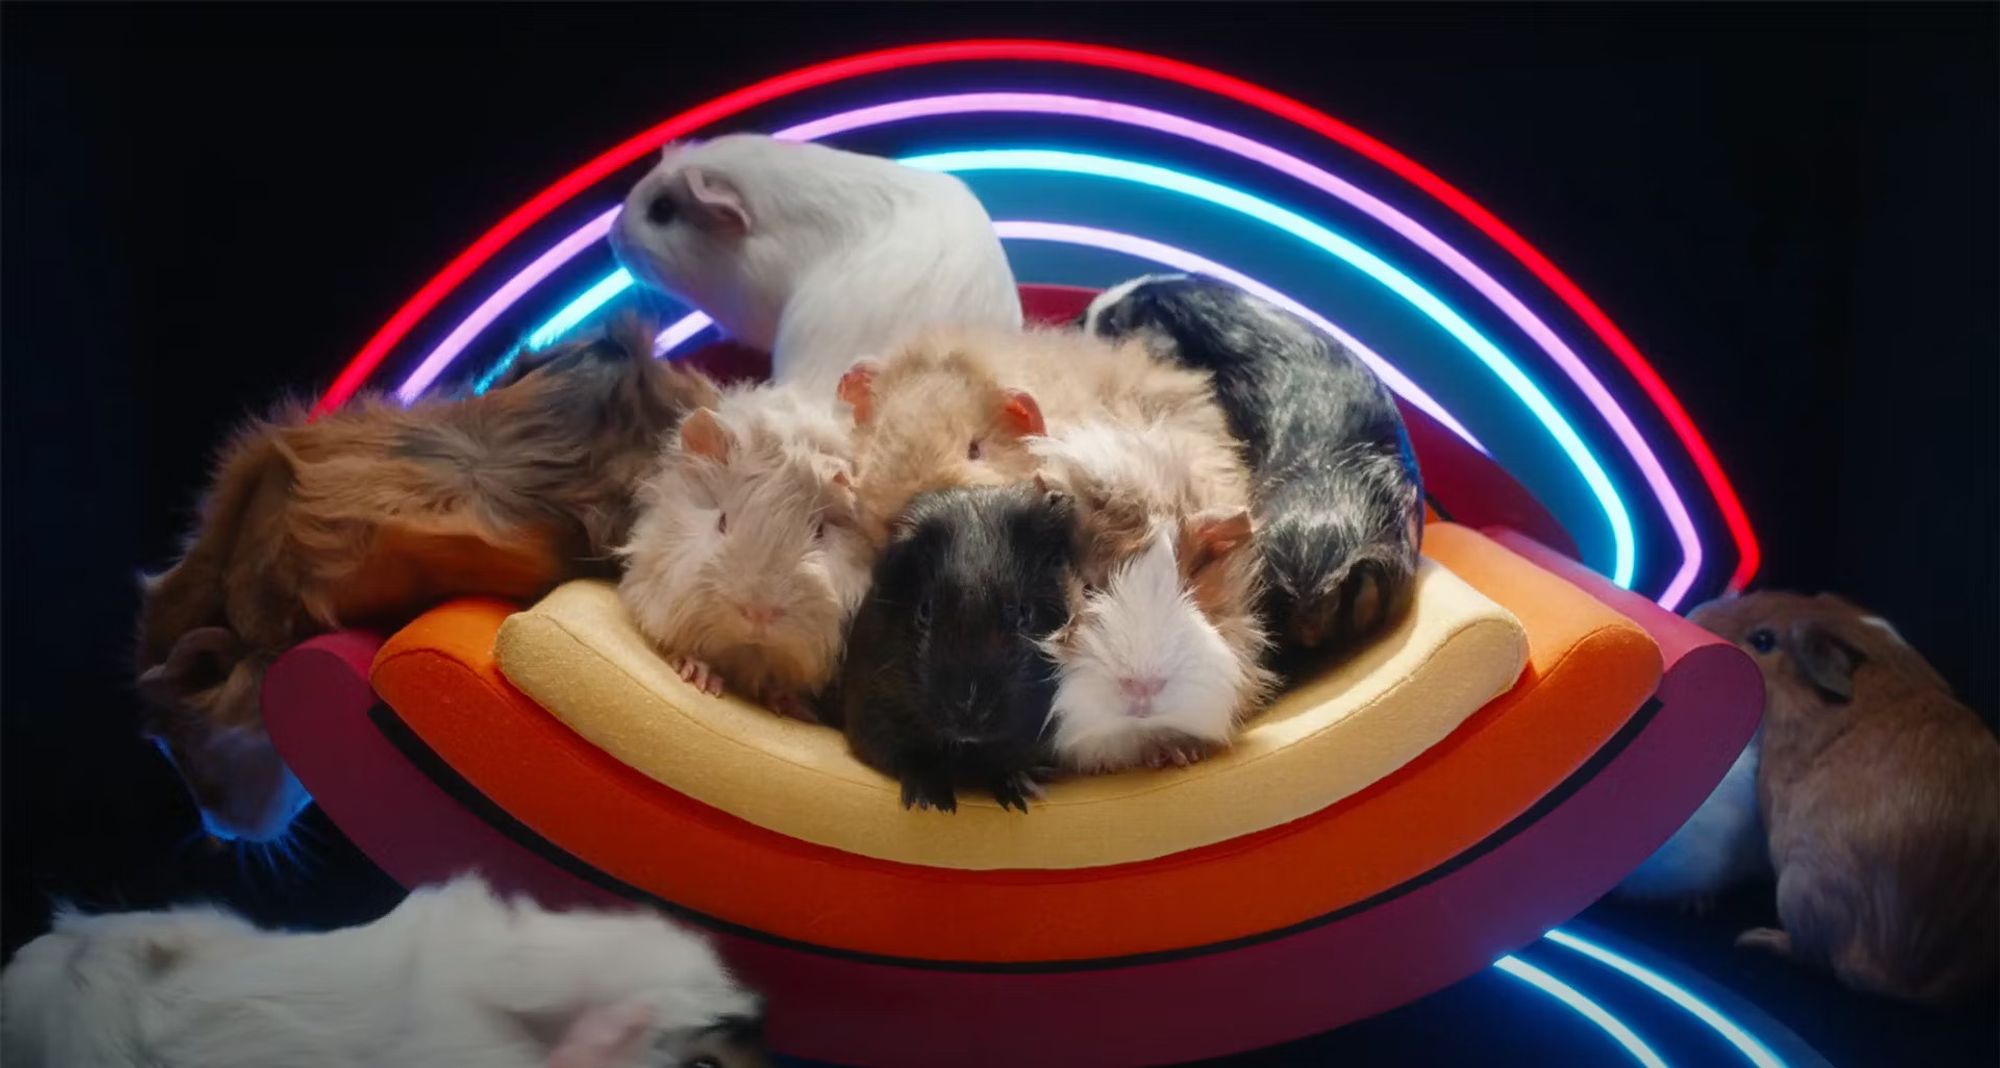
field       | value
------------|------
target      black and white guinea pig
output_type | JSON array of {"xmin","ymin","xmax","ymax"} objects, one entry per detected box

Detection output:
[
  {"xmin": 609, "ymin": 133, "xmax": 1022, "ymax": 395},
  {"xmin": 828, "ymin": 482, "xmax": 1077, "ymax": 812},
  {"xmin": 1085, "ymin": 274, "xmax": 1424, "ymax": 661}
]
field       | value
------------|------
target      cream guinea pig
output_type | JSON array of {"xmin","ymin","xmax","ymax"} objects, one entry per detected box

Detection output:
[{"xmin": 617, "ymin": 384, "xmax": 872, "ymax": 720}]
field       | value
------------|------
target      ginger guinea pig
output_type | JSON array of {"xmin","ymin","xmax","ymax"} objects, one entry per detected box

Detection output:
[
  {"xmin": 618, "ymin": 385, "xmax": 872, "ymax": 720},
  {"xmin": 838, "ymin": 326, "xmax": 1229, "ymax": 547},
  {"xmin": 609, "ymin": 134, "xmax": 1021, "ymax": 395},
  {"xmin": 1692, "ymin": 591, "xmax": 1998, "ymax": 1005}
]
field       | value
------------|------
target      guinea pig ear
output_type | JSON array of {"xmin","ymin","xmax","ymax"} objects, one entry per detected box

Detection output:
[
  {"xmin": 1788, "ymin": 621, "xmax": 1864, "ymax": 702},
  {"xmin": 838, "ymin": 360, "xmax": 880, "ymax": 424},
  {"xmin": 137, "ymin": 626, "xmax": 242, "ymax": 709},
  {"xmin": 678, "ymin": 408, "xmax": 733, "ymax": 462},
  {"xmin": 1183, "ymin": 509, "xmax": 1255, "ymax": 576},
  {"xmin": 682, "ymin": 167, "xmax": 751, "ymax": 234},
  {"xmin": 998, "ymin": 389, "xmax": 1046, "ymax": 438}
]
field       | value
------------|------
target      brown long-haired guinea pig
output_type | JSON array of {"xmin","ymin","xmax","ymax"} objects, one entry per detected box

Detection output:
[
  {"xmin": 135, "ymin": 318, "xmax": 717, "ymax": 842},
  {"xmin": 1692, "ymin": 591, "xmax": 1998, "ymax": 1006}
]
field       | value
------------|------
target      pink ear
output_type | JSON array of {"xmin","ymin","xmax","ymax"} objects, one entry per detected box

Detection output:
[
  {"xmin": 1187, "ymin": 510, "xmax": 1254, "ymax": 573},
  {"xmin": 678, "ymin": 408, "xmax": 731, "ymax": 461},
  {"xmin": 837, "ymin": 361, "xmax": 880, "ymax": 423},
  {"xmin": 546, "ymin": 1000, "xmax": 656, "ymax": 1068},
  {"xmin": 998, "ymin": 389, "xmax": 1046, "ymax": 438},
  {"xmin": 683, "ymin": 167, "xmax": 750, "ymax": 234}
]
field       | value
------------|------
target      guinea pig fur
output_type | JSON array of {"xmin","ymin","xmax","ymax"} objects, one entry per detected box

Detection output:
[
  {"xmin": 135, "ymin": 319, "xmax": 716, "ymax": 841},
  {"xmin": 1615, "ymin": 733, "xmax": 1769, "ymax": 909},
  {"xmin": 837, "ymin": 325, "xmax": 1233, "ymax": 547},
  {"xmin": 0, "ymin": 875, "xmax": 768, "ymax": 1068},
  {"xmin": 1029, "ymin": 420, "xmax": 1276, "ymax": 772},
  {"xmin": 828, "ymin": 483, "xmax": 1078, "ymax": 813},
  {"xmin": 617, "ymin": 384, "xmax": 872, "ymax": 719},
  {"xmin": 1085, "ymin": 274, "xmax": 1425, "ymax": 660},
  {"xmin": 610, "ymin": 134, "xmax": 1022, "ymax": 395},
  {"xmin": 1692, "ymin": 591, "xmax": 1999, "ymax": 1006}
]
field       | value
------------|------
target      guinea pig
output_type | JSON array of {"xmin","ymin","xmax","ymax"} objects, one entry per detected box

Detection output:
[
  {"xmin": 828, "ymin": 482, "xmax": 1078, "ymax": 813},
  {"xmin": 0, "ymin": 875, "xmax": 768, "ymax": 1068},
  {"xmin": 1615, "ymin": 734, "xmax": 1769, "ymax": 909},
  {"xmin": 1085, "ymin": 274, "xmax": 1425, "ymax": 659},
  {"xmin": 1691, "ymin": 591, "xmax": 1998, "ymax": 1005},
  {"xmin": 136, "ymin": 318, "xmax": 717, "ymax": 841},
  {"xmin": 837, "ymin": 325, "xmax": 1231, "ymax": 547},
  {"xmin": 617, "ymin": 385, "xmax": 872, "ymax": 720},
  {"xmin": 609, "ymin": 133, "xmax": 1022, "ymax": 395},
  {"xmin": 1028, "ymin": 420, "xmax": 1275, "ymax": 773}
]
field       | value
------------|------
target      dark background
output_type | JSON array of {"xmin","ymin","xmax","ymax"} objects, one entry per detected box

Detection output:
[{"xmin": 3, "ymin": 3, "xmax": 1994, "ymax": 1065}]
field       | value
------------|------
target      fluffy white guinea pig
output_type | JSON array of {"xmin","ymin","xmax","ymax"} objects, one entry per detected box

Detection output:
[
  {"xmin": 609, "ymin": 134, "xmax": 1022, "ymax": 394},
  {"xmin": 618, "ymin": 384, "xmax": 874, "ymax": 720},
  {"xmin": 0, "ymin": 875, "xmax": 767, "ymax": 1068},
  {"xmin": 1045, "ymin": 521, "xmax": 1269, "ymax": 773}
]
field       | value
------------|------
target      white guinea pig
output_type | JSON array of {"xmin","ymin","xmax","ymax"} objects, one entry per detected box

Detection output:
[
  {"xmin": 617, "ymin": 384, "xmax": 873, "ymax": 720},
  {"xmin": 0, "ymin": 876, "xmax": 767, "ymax": 1068},
  {"xmin": 609, "ymin": 134, "xmax": 1022, "ymax": 395},
  {"xmin": 1033, "ymin": 420, "xmax": 1274, "ymax": 773}
]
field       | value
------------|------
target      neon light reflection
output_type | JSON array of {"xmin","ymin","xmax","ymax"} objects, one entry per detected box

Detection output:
[
  {"xmin": 1494, "ymin": 954, "xmax": 1669, "ymax": 1068},
  {"xmin": 1545, "ymin": 928, "xmax": 1788, "ymax": 1068}
]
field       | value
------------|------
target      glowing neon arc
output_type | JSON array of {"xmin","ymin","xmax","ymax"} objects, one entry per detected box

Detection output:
[
  {"xmin": 777, "ymin": 92, "xmax": 1699, "ymax": 606},
  {"xmin": 1493, "ymin": 954, "xmax": 1669, "ymax": 1068},
  {"xmin": 503, "ymin": 220, "xmax": 1483, "ymax": 454},
  {"xmin": 1545, "ymin": 928, "xmax": 1789, "ymax": 1068},
  {"xmin": 335, "ymin": 39, "xmax": 1749, "ymax": 591},
  {"xmin": 902, "ymin": 149, "xmax": 1635, "ymax": 587}
]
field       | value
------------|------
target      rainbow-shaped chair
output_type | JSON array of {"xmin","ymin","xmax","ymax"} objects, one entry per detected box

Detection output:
[{"xmin": 256, "ymin": 42, "xmax": 1768, "ymax": 1065}]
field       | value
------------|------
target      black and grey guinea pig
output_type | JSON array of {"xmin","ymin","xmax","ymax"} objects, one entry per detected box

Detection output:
[
  {"xmin": 826, "ymin": 482, "xmax": 1076, "ymax": 813},
  {"xmin": 1084, "ymin": 274, "xmax": 1424, "ymax": 661}
]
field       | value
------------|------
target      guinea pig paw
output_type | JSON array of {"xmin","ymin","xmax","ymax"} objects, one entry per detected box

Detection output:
[
  {"xmin": 1143, "ymin": 741, "xmax": 1210, "ymax": 770},
  {"xmin": 673, "ymin": 656, "xmax": 725, "ymax": 698},
  {"xmin": 1735, "ymin": 927, "xmax": 1793, "ymax": 957},
  {"xmin": 900, "ymin": 777, "xmax": 959, "ymax": 814},
  {"xmin": 766, "ymin": 692, "xmax": 817, "ymax": 723},
  {"xmin": 990, "ymin": 773, "xmax": 1042, "ymax": 813}
]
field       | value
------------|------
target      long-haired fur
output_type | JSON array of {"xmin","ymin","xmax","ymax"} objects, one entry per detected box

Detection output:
[{"xmin": 135, "ymin": 318, "xmax": 716, "ymax": 840}]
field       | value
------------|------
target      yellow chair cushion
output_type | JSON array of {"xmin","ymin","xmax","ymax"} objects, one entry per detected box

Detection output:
[{"xmin": 492, "ymin": 556, "xmax": 1526, "ymax": 871}]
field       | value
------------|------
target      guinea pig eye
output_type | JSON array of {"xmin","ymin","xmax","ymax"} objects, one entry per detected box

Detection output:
[
  {"xmin": 716, "ymin": 512, "xmax": 729, "ymax": 535},
  {"xmin": 646, "ymin": 194, "xmax": 677, "ymax": 226},
  {"xmin": 916, "ymin": 597, "xmax": 934, "ymax": 628},
  {"xmin": 967, "ymin": 439, "xmax": 984, "ymax": 461},
  {"xmin": 812, "ymin": 519, "xmax": 825, "ymax": 541},
  {"xmin": 1747, "ymin": 627, "xmax": 1777, "ymax": 654}
]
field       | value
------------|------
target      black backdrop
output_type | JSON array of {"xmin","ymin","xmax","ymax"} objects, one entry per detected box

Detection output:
[{"xmin": 3, "ymin": 2, "xmax": 1995, "ymax": 1063}]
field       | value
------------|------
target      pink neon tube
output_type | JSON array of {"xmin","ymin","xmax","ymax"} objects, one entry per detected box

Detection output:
[{"xmin": 777, "ymin": 94, "xmax": 1702, "ymax": 608}]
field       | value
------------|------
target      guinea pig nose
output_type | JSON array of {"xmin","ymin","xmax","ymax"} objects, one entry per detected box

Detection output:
[
  {"xmin": 1119, "ymin": 676, "xmax": 1167, "ymax": 701},
  {"xmin": 736, "ymin": 602, "xmax": 785, "ymax": 628},
  {"xmin": 646, "ymin": 193, "xmax": 677, "ymax": 227}
]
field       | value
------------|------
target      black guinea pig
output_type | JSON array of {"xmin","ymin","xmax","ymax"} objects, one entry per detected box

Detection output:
[
  {"xmin": 1085, "ymin": 274, "xmax": 1424, "ymax": 661},
  {"xmin": 828, "ymin": 482, "xmax": 1076, "ymax": 813}
]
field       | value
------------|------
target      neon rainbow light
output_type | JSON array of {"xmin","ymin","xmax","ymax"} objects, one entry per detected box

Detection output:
[
  {"xmin": 1545, "ymin": 928, "xmax": 1788, "ymax": 1068},
  {"xmin": 777, "ymin": 93, "xmax": 1702, "ymax": 605},
  {"xmin": 329, "ymin": 39, "xmax": 1755, "ymax": 595},
  {"xmin": 904, "ymin": 149, "xmax": 1637, "ymax": 588},
  {"xmin": 1494, "ymin": 954, "xmax": 1669, "ymax": 1068}
]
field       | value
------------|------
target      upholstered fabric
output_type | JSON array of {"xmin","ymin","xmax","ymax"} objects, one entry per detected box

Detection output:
[{"xmin": 492, "ymin": 558, "xmax": 1526, "ymax": 870}]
